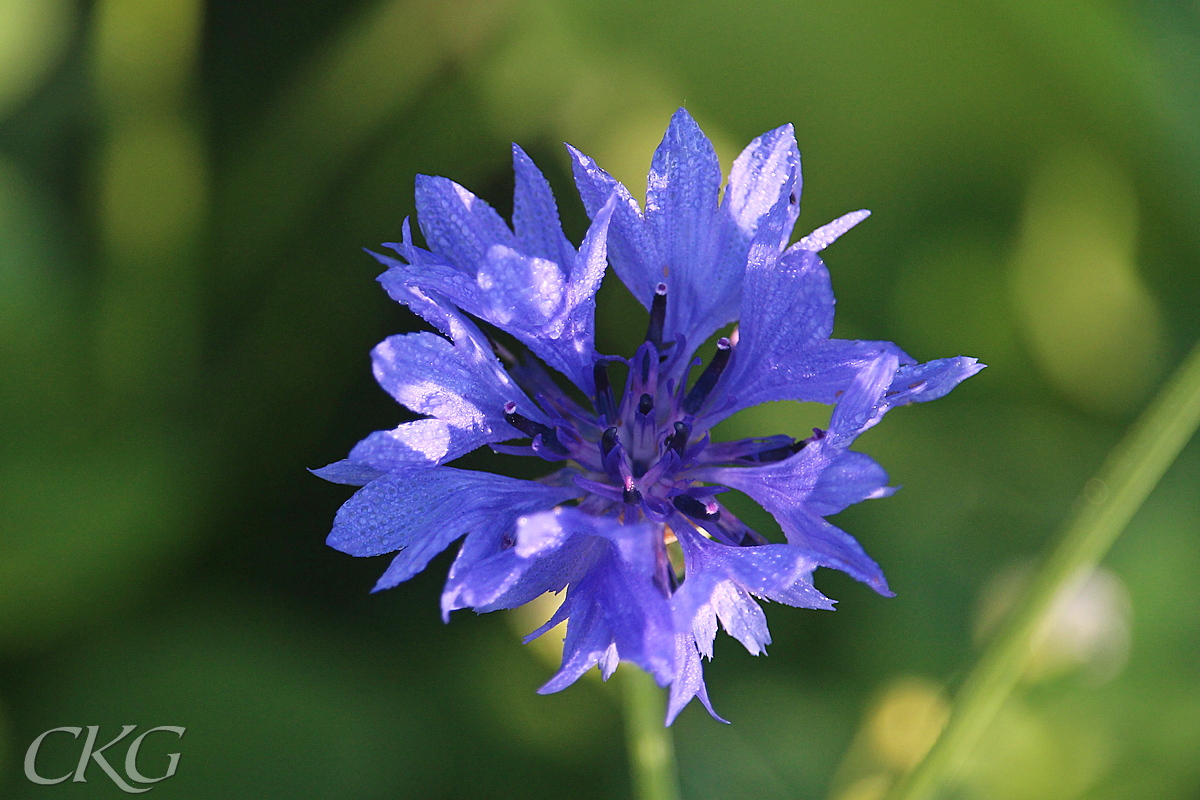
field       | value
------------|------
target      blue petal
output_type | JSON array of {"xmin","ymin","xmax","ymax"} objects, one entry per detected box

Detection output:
[
  {"xmin": 666, "ymin": 633, "xmax": 727, "ymax": 725},
  {"xmin": 443, "ymin": 505, "xmax": 612, "ymax": 617},
  {"xmin": 702, "ymin": 236, "xmax": 913, "ymax": 425},
  {"xmin": 310, "ymin": 460, "xmax": 387, "ymax": 487},
  {"xmin": 697, "ymin": 122, "xmax": 802, "ymax": 347},
  {"xmin": 521, "ymin": 510, "xmax": 675, "ymax": 692},
  {"xmin": 782, "ymin": 512, "xmax": 893, "ymax": 595},
  {"xmin": 807, "ymin": 451, "xmax": 896, "ymax": 517},
  {"xmin": 827, "ymin": 351, "xmax": 902, "ymax": 444},
  {"xmin": 472, "ymin": 540, "xmax": 598, "ymax": 614},
  {"xmin": 474, "ymin": 245, "xmax": 567, "ymax": 330},
  {"xmin": 798, "ymin": 209, "xmax": 871, "ymax": 252},
  {"xmin": 537, "ymin": 193, "xmax": 616, "ymax": 391},
  {"xmin": 722, "ymin": 123, "xmax": 801, "ymax": 242},
  {"xmin": 646, "ymin": 109, "xmax": 724, "ymax": 345},
  {"xmin": 512, "ymin": 144, "xmax": 576, "ymax": 270},
  {"xmin": 699, "ymin": 352, "xmax": 975, "ymax": 594},
  {"xmin": 699, "ymin": 430, "xmax": 892, "ymax": 592},
  {"xmin": 379, "ymin": 199, "xmax": 616, "ymax": 392},
  {"xmin": 680, "ymin": 531, "xmax": 836, "ymax": 611},
  {"xmin": 374, "ymin": 282, "xmax": 539, "ymax": 419},
  {"xmin": 439, "ymin": 514, "xmax": 594, "ymax": 619},
  {"xmin": 690, "ymin": 576, "xmax": 770, "ymax": 657},
  {"xmin": 473, "ymin": 197, "xmax": 615, "ymax": 390},
  {"xmin": 345, "ymin": 420, "xmax": 483, "ymax": 472},
  {"xmin": 326, "ymin": 467, "xmax": 578, "ymax": 592},
  {"xmin": 372, "ymin": 329, "xmax": 533, "ymax": 435},
  {"xmin": 673, "ymin": 527, "xmax": 834, "ymax": 657},
  {"xmin": 413, "ymin": 174, "xmax": 515, "ymax": 272},
  {"xmin": 887, "ymin": 356, "xmax": 985, "ymax": 405},
  {"xmin": 824, "ymin": 352, "xmax": 984, "ymax": 441},
  {"xmin": 571, "ymin": 112, "xmax": 801, "ymax": 352},
  {"xmin": 568, "ymin": 143, "xmax": 659, "ymax": 309},
  {"xmin": 320, "ymin": 284, "xmax": 542, "ymax": 474}
]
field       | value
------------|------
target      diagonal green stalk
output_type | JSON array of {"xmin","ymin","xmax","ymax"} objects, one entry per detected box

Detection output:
[
  {"xmin": 888, "ymin": 338, "xmax": 1200, "ymax": 800},
  {"xmin": 620, "ymin": 667, "xmax": 683, "ymax": 800}
]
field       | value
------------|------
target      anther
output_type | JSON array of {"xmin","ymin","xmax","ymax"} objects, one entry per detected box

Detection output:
[
  {"xmin": 600, "ymin": 426, "xmax": 619, "ymax": 459},
  {"xmin": 623, "ymin": 484, "xmax": 643, "ymax": 505},
  {"xmin": 489, "ymin": 337, "xmax": 517, "ymax": 365},
  {"xmin": 645, "ymin": 283, "xmax": 668, "ymax": 347},
  {"xmin": 665, "ymin": 421, "xmax": 691, "ymax": 456},
  {"xmin": 738, "ymin": 530, "xmax": 769, "ymax": 547},
  {"xmin": 593, "ymin": 361, "xmax": 616, "ymax": 422},
  {"xmin": 637, "ymin": 393, "xmax": 654, "ymax": 416},
  {"xmin": 639, "ymin": 346, "xmax": 652, "ymax": 383},
  {"xmin": 682, "ymin": 337, "xmax": 732, "ymax": 414},
  {"xmin": 503, "ymin": 402, "xmax": 567, "ymax": 455},
  {"xmin": 672, "ymin": 494, "xmax": 720, "ymax": 522},
  {"xmin": 747, "ymin": 439, "xmax": 807, "ymax": 463}
]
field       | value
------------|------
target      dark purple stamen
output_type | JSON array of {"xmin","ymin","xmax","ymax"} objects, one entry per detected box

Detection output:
[
  {"xmin": 637, "ymin": 393, "xmax": 654, "ymax": 416},
  {"xmin": 672, "ymin": 494, "xmax": 720, "ymax": 521},
  {"xmin": 623, "ymin": 484, "xmax": 643, "ymax": 505},
  {"xmin": 593, "ymin": 361, "xmax": 616, "ymax": 422},
  {"xmin": 646, "ymin": 283, "xmax": 668, "ymax": 347},
  {"xmin": 739, "ymin": 530, "xmax": 768, "ymax": 547},
  {"xmin": 665, "ymin": 421, "xmax": 691, "ymax": 457},
  {"xmin": 600, "ymin": 426, "xmax": 619, "ymax": 459},
  {"xmin": 638, "ymin": 346, "xmax": 652, "ymax": 384},
  {"xmin": 504, "ymin": 402, "xmax": 567, "ymax": 455},
  {"xmin": 745, "ymin": 439, "xmax": 807, "ymax": 463},
  {"xmin": 682, "ymin": 337, "xmax": 732, "ymax": 414},
  {"xmin": 665, "ymin": 565, "xmax": 678, "ymax": 591}
]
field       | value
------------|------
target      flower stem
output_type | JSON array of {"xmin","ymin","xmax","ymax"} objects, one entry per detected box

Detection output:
[
  {"xmin": 887, "ymin": 338, "xmax": 1200, "ymax": 800},
  {"xmin": 620, "ymin": 668, "xmax": 682, "ymax": 800}
]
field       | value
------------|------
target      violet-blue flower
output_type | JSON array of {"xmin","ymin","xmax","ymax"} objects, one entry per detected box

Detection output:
[{"xmin": 317, "ymin": 109, "xmax": 982, "ymax": 723}]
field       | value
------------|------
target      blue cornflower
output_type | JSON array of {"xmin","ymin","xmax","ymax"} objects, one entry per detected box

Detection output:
[{"xmin": 317, "ymin": 109, "xmax": 982, "ymax": 723}]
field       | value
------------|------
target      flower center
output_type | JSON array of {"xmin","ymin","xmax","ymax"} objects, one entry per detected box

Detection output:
[{"xmin": 497, "ymin": 285, "xmax": 816, "ymax": 545}]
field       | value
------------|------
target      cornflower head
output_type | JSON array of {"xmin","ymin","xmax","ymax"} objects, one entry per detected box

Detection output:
[{"xmin": 317, "ymin": 109, "xmax": 982, "ymax": 723}]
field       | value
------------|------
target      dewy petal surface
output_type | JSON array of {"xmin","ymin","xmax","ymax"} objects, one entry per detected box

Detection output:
[
  {"xmin": 377, "ymin": 173, "xmax": 616, "ymax": 391},
  {"xmin": 327, "ymin": 466, "xmax": 579, "ymax": 592},
  {"xmin": 328, "ymin": 284, "xmax": 538, "ymax": 471},
  {"xmin": 511, "ymin": 143, "xmax": 576, "ymax": 270},
  {"xmin": 521, "ymin": 509, "xmax": 676, "ymax": 692},
  {"xmin": 645, "ymin": 109, "xmax": 724, "ymax": 346},
  {"xmin": 666, "ymin": 633, "xmax": 725, "ymax": 725},
  {"xmin": 703, "ymin": 211, "xmax": 913, "ymax": 425},
  {"xmin": 723, "ymin": 123, "xmax": 801, "ymax": 242},
  {"xmin": 440, "ymin": 505, "xmax": 596, "ymax": 619},
  {"xmin": 798, "ymin": 209, "xmax": 871, "ymax": 252},
  {"xmin": 672, "ymin": 525, "xmax": 834, "ymax": 659},
  {"xmin": 413, "ymin": 174, "xmax": 515, "ymax": 272}
]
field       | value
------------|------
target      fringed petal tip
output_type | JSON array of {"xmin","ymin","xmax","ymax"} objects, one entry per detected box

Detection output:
[
  {"xmin": 798, "ymin": 209, "xmax": 871, "ymax": 252},
  {"xmin": 309, "ymin": 460, "xmax": 385, "ymax": 487},
  {"xmin": 871, "ymin": 573, "xmax": 896, "ymax": 597}
]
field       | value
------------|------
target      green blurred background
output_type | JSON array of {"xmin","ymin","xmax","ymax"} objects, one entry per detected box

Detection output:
[{"xmin": 2, "ymin": 0, "xmax": 1199, "ymax": 797}]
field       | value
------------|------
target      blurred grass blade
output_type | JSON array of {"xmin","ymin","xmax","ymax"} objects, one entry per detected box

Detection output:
[{"xmin": 887, "ymin": 337, "xmax": 1200, "ymax": 800}]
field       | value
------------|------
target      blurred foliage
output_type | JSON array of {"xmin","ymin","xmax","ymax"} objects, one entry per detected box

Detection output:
[{"xmin": 1, "ymin": 0, "xmax": 1199, "ymax": 797}]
